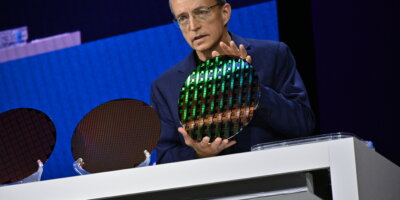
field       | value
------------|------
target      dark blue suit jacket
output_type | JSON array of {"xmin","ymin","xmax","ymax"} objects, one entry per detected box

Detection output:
[{"xmin": 151, "ymin": 33, "xmax": 315, "ymax": 164}]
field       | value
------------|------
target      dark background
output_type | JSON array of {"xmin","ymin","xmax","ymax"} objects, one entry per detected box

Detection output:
[
  {"xmin": 1, "ymin": 0, "xmax": 399, "ymax": 165},
  {"xmin": 278, "ymin": 0, "xmax": 399, "ymax": 166},
  {"xmin": 310, "ymin": 0, "xmax": 399, "ymax": 166}
]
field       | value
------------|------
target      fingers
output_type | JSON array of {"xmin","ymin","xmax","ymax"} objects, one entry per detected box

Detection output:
[
  {"xmin": 230, "ymin": 41, "xmax": 240, "ymax": 54},
  {"xmin": 239, "ymin": 44, "xmax": 246, "ymax": 58},
  {"xmin": 239, "ymin": 44, "xmax": 252, "ymax": 64},
  {"xmin": 224, "ymin": 140, "xmax": 237, "ymax": 149},
  {"xmin": 219, "ymin": 41, "xmax": 231, "ymax": 55},
  {"xmin": 217, "ymin": 139, "xmax": 236, "ymax": 150},
  {"xmin": 179, "ymin": 126, "xmax": 238, "ymax": 158},
  {"xmin": 178, "ymin": 127, "xmax": 194, "ymax": 146},
  {"xmin": 199, "ymin": 137, "xmax": 210, "ymax": 148},
  {"xmin": 212, "ymin": 50, "xmax": 220, "ymax": 58},
  {"xmin": 210, "ymin": 137, "xmax": 222, "ymax": 149},
  {"xmin": 210, "ymin": 138, "xmax": 237, "ymax": 152},
  {"xmin": 246, "ymin": 55, "xmax": 252, "ymax": 64},
  {"xmin": 215, "ymin": 41, "xmax": 251, "ymax": 63},
  {"xmin": 220, "ymin": 41, "xmax": 239, "ymax": 56}
]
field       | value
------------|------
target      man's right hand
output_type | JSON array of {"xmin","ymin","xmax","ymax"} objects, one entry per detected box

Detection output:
[{"xmin": 178, "ymin": 127, "xmax": 237, "ymax": 158}]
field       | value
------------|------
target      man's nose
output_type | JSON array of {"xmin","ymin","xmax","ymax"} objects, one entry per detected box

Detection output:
[{"xmin": 188, "ymin": 15, "xmax": 201, "ymax": 31}]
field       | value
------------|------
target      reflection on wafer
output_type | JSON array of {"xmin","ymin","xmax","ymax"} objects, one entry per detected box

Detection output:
[{"xmin": 178, "ymin": 56, "xmax": 260, "ymax": 142}]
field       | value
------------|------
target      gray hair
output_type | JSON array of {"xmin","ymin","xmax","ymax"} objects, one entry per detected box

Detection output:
[{"xmin": 169, "ymin": 0, "xmax": 227, "ymax": 16}]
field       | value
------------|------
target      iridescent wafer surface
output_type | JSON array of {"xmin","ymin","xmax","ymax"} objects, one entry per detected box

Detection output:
[{"xmin": 178, "ymin": 55, "xmax": 260, "ymax": 142}]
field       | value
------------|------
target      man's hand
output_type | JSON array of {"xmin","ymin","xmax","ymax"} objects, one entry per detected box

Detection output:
[
  {"xmin": 212, "ymin": 41, "xmax": 252, "ymax": 64},
  {"xmin": 178, "ymin": 127, "xmax": 237, "ymax": 158}
]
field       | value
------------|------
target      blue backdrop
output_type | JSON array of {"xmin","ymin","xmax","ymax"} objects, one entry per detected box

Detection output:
[{"xmin": 0, "ymin": 2, "xmax": 279, "ymax": 180}]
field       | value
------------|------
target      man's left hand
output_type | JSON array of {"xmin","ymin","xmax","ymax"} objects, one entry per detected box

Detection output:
[{"xmin": 212, "ymin": 41, "xmax": 252, "ymax": 64}]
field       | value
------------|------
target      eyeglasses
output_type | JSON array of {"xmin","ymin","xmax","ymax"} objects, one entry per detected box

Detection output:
[{"xmin": 173, "ymin": 3, "xmax": 223, "ymax": 28}]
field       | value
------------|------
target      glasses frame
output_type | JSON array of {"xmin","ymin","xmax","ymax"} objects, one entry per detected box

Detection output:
[{"xmin": 173, "ymin": 3, "xmax": 224, "ymax": 29}]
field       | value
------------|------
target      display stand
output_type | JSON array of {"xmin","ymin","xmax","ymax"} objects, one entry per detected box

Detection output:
[{"xmin": 0, "ymin": 136, "xmax": 399, "ymax": 200}]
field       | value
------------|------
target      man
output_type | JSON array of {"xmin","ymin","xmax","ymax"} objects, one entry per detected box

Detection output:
[{"xmin": 151, "ymin": 0, "xmax": 315, "ymax": 164}]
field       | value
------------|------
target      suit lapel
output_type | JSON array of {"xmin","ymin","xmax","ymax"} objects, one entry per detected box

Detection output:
[{"xmin": 171, "ymin": 52, "xmax": 197, "ymax": 128}]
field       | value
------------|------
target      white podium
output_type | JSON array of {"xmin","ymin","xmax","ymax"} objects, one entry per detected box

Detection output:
[{"xmin": 1, "ymin": 136, "xmax": 399, "ymax": 200}]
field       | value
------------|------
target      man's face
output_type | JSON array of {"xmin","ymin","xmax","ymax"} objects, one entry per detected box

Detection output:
[{"xmin": 170, "ymin": 0, "xmax": 230, "ymax": 54}]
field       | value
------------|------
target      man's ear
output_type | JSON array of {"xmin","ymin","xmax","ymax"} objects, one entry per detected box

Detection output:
[{"xmin": 221, "ymin": 3, "xmax": 231, "ymax": 26}]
